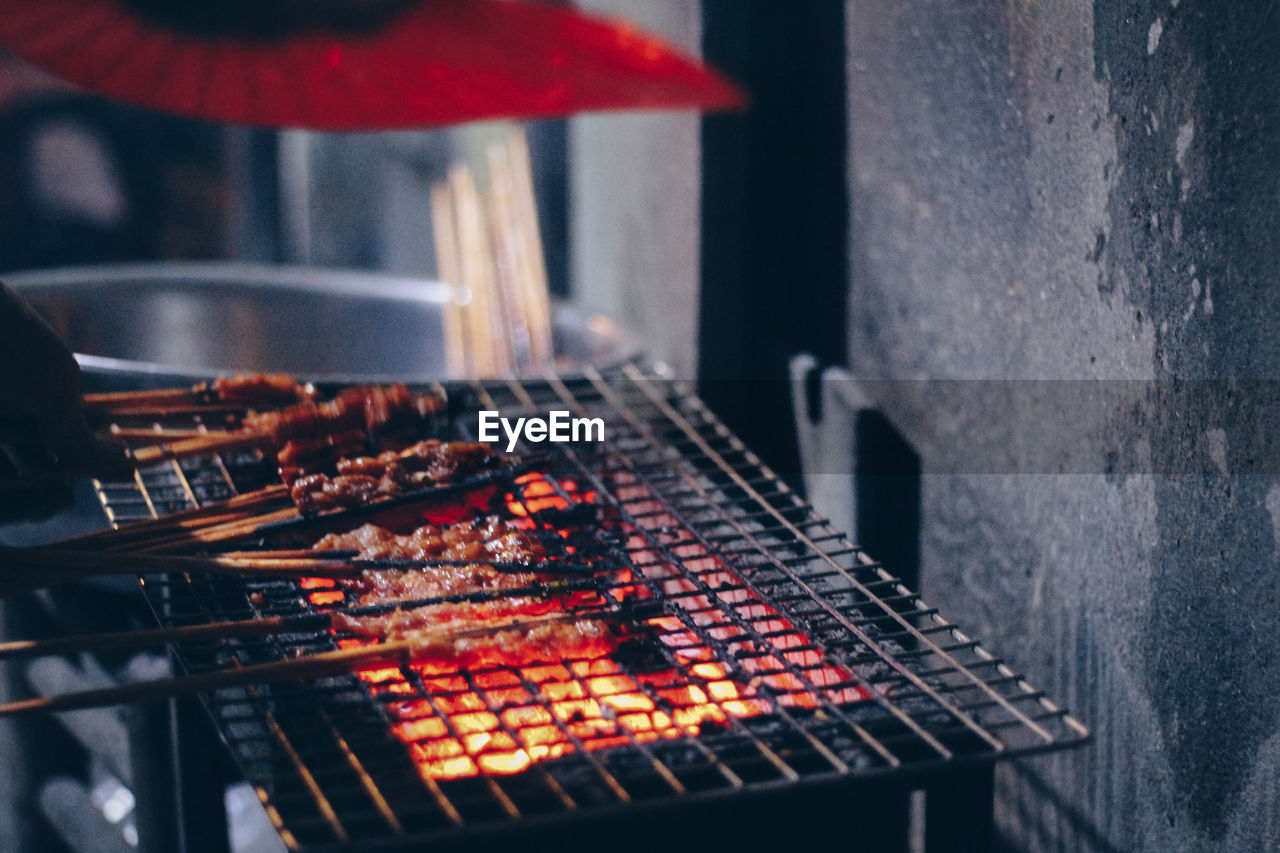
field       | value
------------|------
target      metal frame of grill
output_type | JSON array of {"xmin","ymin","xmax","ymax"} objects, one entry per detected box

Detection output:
[{"xmin": 89, "ymin": 362, "xmax": 1088, "ymax": 852}]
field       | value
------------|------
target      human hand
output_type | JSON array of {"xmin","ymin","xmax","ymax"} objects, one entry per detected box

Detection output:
[{"xmin": 0, "ymin": 280, "xmax": 124, "ymax": 520}]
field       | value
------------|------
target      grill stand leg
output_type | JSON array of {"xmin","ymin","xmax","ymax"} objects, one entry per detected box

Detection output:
[
  {"xmin": 171, "ymin": 695, "xmax": 231, "ymax": 853},
  {"xmin": 854, "ymin": 786, "xmax": 911, "ymax": 853},
  {"xmin": 923, "ymin": 766, "xmax": 995, "ymax": 852},
  {"xmin": 129, "ymin": 701, "xmax": 180, "ymax": 853}
]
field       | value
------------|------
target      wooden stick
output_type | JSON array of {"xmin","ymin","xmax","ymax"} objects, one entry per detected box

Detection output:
[
  {"xmin": 84, "ymin": 387, "xmax": 202, "ymax": 408},
  {"xmin": 431, "ymin": 181, "xmax": 470, "ymax": 376},
  {"xmin": 95, "ymin": 403, "xmax": 251, "ymax": 420},
  {"xmin": 109, "ymin": 427, "xmax": 213, "ymax": 441},
  {"xmin": 0, "ymin": 550, "xmax": 359, "ymax": 597},
  {"xmin": 142, "ymin": 459, "xmax": 532, "ymax": 554},
  {"xmin": 95, "ymin": 548, "xmax": 592, "ymax": 578},
  {"xmin": 221, "ymin": 548, "xmax": 345, "ymax": 560},
  {"xmin": 451, "ymin": 164, "xmax": 513, "ymax": 376},
  {"xmin": 486, "ymin": 140, "xmax": 533, "ymax": 369},
  {"xmin": 85, "ymin": 378, "xmax": 309, "ymax": 411},
  {"xmin": 0, "ymin": 640, "xmax": 413, "ymax": 717},
  {"xmin": 0, "ymin": 579, "xmax": 597, "ymax": 661},
  {"xmin": 220, "ymin": 551, "xmax": 596, "ymax": 574},
  {"xmin": 38, "ymin": 551, "xmax": 578, "ymax": 577},
  {"xmin": 506, "ymin": 127, "xmax": 554, "ymax": 366},
  {"xmin": 0, "ymin": 610, "xmax": 621, "ymax": 717},
  {"xmin": 75, "ymin": 460, "xmax": 527, "ymax": 555},
  {"xmin": 135, "ymin": 505, "xmax": 303, "ymax": 552},
  {"xmin": 0, "ymin": 613, "xmax": 316, "ymax": 659},
  {"xmin": 56, "ymin": 485, "xmax": 290, "ymax": 549},
  {"xmin": 128, "ymin": 430, "xmax": 275, "ymax": 466}
]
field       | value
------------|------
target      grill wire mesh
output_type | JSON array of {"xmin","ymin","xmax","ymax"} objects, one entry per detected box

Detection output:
[{"xmin": 90, "ymin": 364, "xmax": 1088, "ymax": 851}]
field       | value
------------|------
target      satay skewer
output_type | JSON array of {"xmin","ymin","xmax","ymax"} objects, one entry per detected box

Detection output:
[
  {"xmin": 84, "ymin": 374, "xmax": 314, "ymax": 410},
  {"xmin": 0, "ymin": 549, "xmax": 356, "ymax": 596},
  {"xmin": 108, "ymin": 427, "xmax": 213, "ymax": 441},
  {"xmin": 505, "ymin": 127, "xmax": 555, "ymax": 366},
  {"xmin": 431, "ymin": 180, "xmax": 470, "ymax": 376},
  {"xmin": 134, "ymin": 506, "xmax": 304, "ymax": 552},
  {"xmin": 54, "ymin": 485, "xmax": 292, "ymax": 549},
  {"xmin": 127, "ymin": 431, "xmax": 278, "ymax": 465},
  {"xmin": 84, "ymin": 388, "xmax": 205, "ymax": 407},
  {"xmin": 0, "ymin": 606, "xmax": 651, "ymax": 717},
  {"xmin": 54, "ymin": 454, "xmax": 527, "ymax": 556},
  {"xmin": 0, "ymin": 578, "xmax": 604, "ymax": 658},
  {"xmin": 139, "ymin": 461, "xmax": 530, "ymax": 553},
  {"xmin": 103, "ymin": 383, "xmax": 446, "ymax": 466},
  {"xmin": 0, "ymin": 546, "xmax": 606, "ymax": 596}
]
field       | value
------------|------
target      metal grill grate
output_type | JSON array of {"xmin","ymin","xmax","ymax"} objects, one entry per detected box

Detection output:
[{"xmin": 92, "ymin": 364, "xmax": 1088, "ymax": 851}]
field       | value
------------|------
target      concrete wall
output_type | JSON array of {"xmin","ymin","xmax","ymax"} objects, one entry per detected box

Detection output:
[
  {"xmin": 569, "ymin": 0, "xmax": 703, "ymax": 378},
  {"xmin": 845, "ymin": 0, "xmax": 1280, "ymax": 850}
]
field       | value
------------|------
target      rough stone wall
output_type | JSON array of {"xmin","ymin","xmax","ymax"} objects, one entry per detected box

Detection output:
[{"xmin": 845, "ymin": 0, "xmax": 1280, "ymax": 850}]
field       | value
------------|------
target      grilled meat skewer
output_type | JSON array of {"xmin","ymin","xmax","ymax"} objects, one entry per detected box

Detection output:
[
  {"xmin": 122, "ymin": 384, "xmax": 447, "ymax": 466},
  {"xmin": 311, "ymin": 516, "xmax": 619, "ymax": 654},
  {"xmin": 84, "ymin": 373, "xmax": 315, "ymax": 412},
  {"xmin": 289, "ymin": 439, "xmax": 497, "ymax": 513}
]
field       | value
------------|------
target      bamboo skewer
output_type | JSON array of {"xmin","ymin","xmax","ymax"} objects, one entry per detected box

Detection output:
[
  {"xmin": 0, "ymin": 609, "xmax": 631, "ymax": 717},
  {"xmin": 109, "ymin": 427, "xmax": 212, "ymax": 441},
  {"xmin": 0, "ymin": 550, "xmax": 353, "ymax": 597},
  {"xmin": 1, "ymin": 546, "xmax": 604, "ymax": 595},
  {"xmin": 427, "ymin": 128, "xmax": 553, "ymax": 376},
  {"xmin": 84, "ymin": 378, "xmax": 311, "ymax": 411},
  {"xmin": 431, "ymin": 181, "xmax": 470, "ymax": 376},
  {"xmin": 486, "ymin": 139, "xmax": 533, "ymax": 368},
  {"xmin": 84, "ymin": 387, "xmax": 204, "ymax": 408},
  {"xmin": 106, "ymin": 485, "xmax": 288, "ymax": 532},
  {"xmin": 55, "ymin": 485, "xmax": 291, "ymax": 550},
  {"xmin": 451, "ymin": 164, "xmax": 511, "ymax": 375},
  {"xmin": 96, "ymin": 403, "xmax": 254, "ymax": 420},
  {"xmin": 0, "ymin": 578, "xmax": 601, "ymax": 661},
  {"xmin": 136, "ymin": 505, "xmax": 303, "ymax": 552},
  {"xmin": 0, "ymin": 613, "xmax": 316, "ymax": 660},
  {"xmin": 224, "ymin": 553, "xmax": 601, "ymax": 575},
  {"xmin": 505, "ymin": 127, "xmax": 554, "ymax": 366},
  {"xmin": 127, "ymin": 430, "xmax": 277, "ymax": 466},
  {"xmin": 100, "ymin": 383, "xmax": 443, "ymax": 465},
  {"xmin": 62, "ymin": 459, "xmax": 529, "ymax": 555}
]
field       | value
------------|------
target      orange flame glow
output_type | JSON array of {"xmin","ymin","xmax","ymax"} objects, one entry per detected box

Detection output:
[{"xmin": 302, "ymin": 470, "xmax": 867, "ymax": 783}]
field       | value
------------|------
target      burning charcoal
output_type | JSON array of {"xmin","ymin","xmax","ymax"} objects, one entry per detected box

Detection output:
[
  {"xmin": 697, "ymin": 717, "xmax": 730, "ymax": 736},
  {"xmin": 526, "ymin": 502, "xmax": 601, "ymax": 528},
  {"xmin": 611, "ymin": 637, "xmax": 666, "ymax": 669}
]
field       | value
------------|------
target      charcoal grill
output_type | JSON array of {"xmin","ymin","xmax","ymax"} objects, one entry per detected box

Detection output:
[{"xmin": 87, "ymin": 362, "xmax": 1088, "ymax": 852}]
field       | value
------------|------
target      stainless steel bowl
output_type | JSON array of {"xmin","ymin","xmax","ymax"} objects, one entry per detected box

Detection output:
[{"xmin": 4, "ymin": 261, "xmax": 636, "ymax": 386}]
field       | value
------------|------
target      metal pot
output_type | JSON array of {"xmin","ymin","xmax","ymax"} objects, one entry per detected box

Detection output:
[{"xmin": 3, "ymin": 261, "xmax": 636, "ymax": 388}]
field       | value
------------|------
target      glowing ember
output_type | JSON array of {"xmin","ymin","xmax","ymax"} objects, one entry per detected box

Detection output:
[
  {"xmin": 506, "ymin": 471, "xmax": 595, "ymax": 516},
  {"xmin": 304, "ymin": 470, "xmax": 868, "ymax": 783}
]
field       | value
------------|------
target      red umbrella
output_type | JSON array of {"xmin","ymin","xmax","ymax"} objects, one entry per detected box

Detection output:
[{"xmin": 0, "ymin": 0, "xmax": 745, "ymax": 129}]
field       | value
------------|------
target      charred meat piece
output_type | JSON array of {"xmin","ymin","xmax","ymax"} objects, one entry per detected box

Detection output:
[
  {"xmin": 291, "ymin": 472, "xmax": 382, "ymax": 514},
  {"xmin": 314, "ymin": 517, "xmax": 545, "ymax": 605},
  {"xmin": 318, "ymin": 517, "xmax": 573, "ymax": 659},
  {"xmin": 315, "ymin": 518, "xmax": 619, "ymax": 667},
  {"xmin": 276, "ymin": 429, "xmax": 370, "ymax": 483},
  {"xmin": 244, "ymin": 384, "xmax": 444, "ymax": 444},
  {"xmin": 289, "ymin": 440, "xmax": 497, "ymax": 513},
  {"xmin": 314, "ymin": 517, "xmax": 546, "ymax": 605},
  {"xmin": 333, "ymin": 610, "xmax": 618, "ymax": 670},
  {"xmin": 211, "ymin": 373, "xmax": 314, "ymax": 405},
  {"xmin": 313, "ymin": 515, "xmax": 544, "ymax": 564}
]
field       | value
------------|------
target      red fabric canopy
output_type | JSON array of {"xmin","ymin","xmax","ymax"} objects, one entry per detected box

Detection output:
[{"xmin": 0, "ymin": 0, "xmax": 745, "ymax": 129}]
